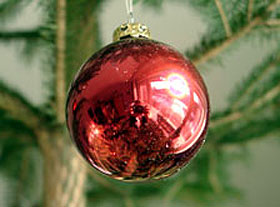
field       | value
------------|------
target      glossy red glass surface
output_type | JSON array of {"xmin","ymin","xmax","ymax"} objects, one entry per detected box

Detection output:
[{"xmin": 66, "ymin": 39, "xmax": 209, "ymax": 181}]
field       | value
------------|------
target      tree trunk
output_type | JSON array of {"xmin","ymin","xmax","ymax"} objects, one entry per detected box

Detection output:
[
  {"xmin": 39, "ymin": 0, "xmax": 102, "ymax": 206},
  {"xmin": 66, "ymin": 0, "xmax": 101, "ymax": 85},
  {"xmin": 40, "ymin": 130, "xmax": 87, "ymax": 207}
]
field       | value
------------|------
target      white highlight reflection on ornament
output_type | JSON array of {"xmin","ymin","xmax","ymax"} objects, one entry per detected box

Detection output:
[
  {"xmin": 173, "ymin": 135, "xmax": 185, "ymax": 149},
  {"xmin": 93, "ymin": 128, "xmax": 100, "ymax": 135},
  {"xmin": 150, "ymin": 80, "xmax": 168, "ymax": 90},
  {"xmin": 171, "ymin": 99, "xmax": 187, "ymax": 118},
  {"xmin": 168, "ymin": 74, "xmax": 189, "ymax": 98},
  {"xmin": 150, "ymin": 73, "xmax": 190, "ymax": 99},
  {"xmin": 88, "ymin": 122, "xmax": 100, "ymax": 145},
  {"xmin": 193, "ymin": 92, "xmax": 200, "ymax": 104}
]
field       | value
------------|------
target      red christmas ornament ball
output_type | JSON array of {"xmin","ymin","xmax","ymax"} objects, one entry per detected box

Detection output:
[{"xmin": 66, "ymin": 39, "xmax": 209, "ymax": 181}]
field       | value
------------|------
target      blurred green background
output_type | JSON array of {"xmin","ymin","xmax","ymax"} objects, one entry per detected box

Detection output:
[{"xmin": 0, "ymin": 0, "xmax": 280, "ymax": 207}]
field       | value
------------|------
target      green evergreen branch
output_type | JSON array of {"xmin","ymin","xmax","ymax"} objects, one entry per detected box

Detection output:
[
  {"xmin": 88, "ymin": 170, "xmax": 126, "ymax": 196},
  {"xmin": 0, "ymin": 112, "xmax": 36, "ymax": 140},
  {"xmin": 65, "ymin": 0, "xmax": 102, "ymax": 85},
  {"xmin": 164, "ymin": 150, "xmax": 214, "ymax": 205},
  {"xmin": 124, "ymin": 196, "xmax": 135, "ymax": 207},
  {"xmin": 88, "ymin": 169, "xmax": 138, "ymax": 206},
  {"xmin": 0, "ymin": 0, "xmax": 27, "ymax": 20},
  {"xmin": 214, "ymin": 0, "xmax": 232, "ymax": 37},
  {"xmin": 265, "ymin": 19, "xmax": 280, "ymax": 26},
  {"xmin": 267, "ymin": 0, "xmax": 280, "ymax": 12},
  {"xmin": 163, "ymin": 179, "xmax": 184, "ymax": 207},
  {"xmin": 230, "ymin": 50, "xmax": 280, "ymax": 110},
  {"xmin": 192, "ymin": 17, "xmax": 261, "ymax": 65},
  {"xmin": 190, "ymin": 0, "xmax": 279, "ymax": 65},
  {"xmin": 248, "ymin": 0, "xmax": 254, "ymax": 22},
  {"xmin": 260, "ymin": 27, "xmax": 280, "ymax": 32},
  {"xmin": 55, "ymin": 0, "xmax": 66, "ymax": 123},
  {"xmin": 210, "ymin": 82, "xmax": 280, "ymax": 128},
  {"xmin": 0, "ymin": 30, "xmax": 42, "ymax": 40},
  {"xmin": 0, "ymin": 0, "xmax": 279, "ymax": 206},
  {"xmin": 0, "ymin": 81, "xmax": 50, "ymax": 136},
  {"xmin": 250, "ymin": 82, "xmax": 280, "ymax": 109},
  {"xmin": 217, "ymin": 115, "xmax": 280, "ymax": 145},
  {"xmin": 208, "ymin": 149, "xmax": 222, "ymax": 193},
  {"xmin": 0, "ymin": 27, "xmax": 54, "ymax": 41},
  {"xmin": 135, "ymin": 0, "xmax": 165, "ymax": 8},
  {"xmin": 14, "ymin": 150, "xmax": 30, "ymax": 206}
]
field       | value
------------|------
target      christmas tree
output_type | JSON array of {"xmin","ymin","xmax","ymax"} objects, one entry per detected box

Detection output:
[{"xmin": 0, "ymin": 0, "xmax": 280, "ymax": 206}]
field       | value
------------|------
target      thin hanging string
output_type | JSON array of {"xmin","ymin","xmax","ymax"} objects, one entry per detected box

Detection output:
[{"xmin": 126, "ymin": 0, "xmax": 135, "ymax": 23}]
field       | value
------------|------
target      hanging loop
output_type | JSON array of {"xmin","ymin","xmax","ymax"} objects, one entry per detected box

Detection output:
[
  {"xmin": 126, "ymin": 0, "xmax": 135, "ymax": 23},
  {"xmin": 113, "ymin": 0, "xmax": 151, "ymax": 41}
]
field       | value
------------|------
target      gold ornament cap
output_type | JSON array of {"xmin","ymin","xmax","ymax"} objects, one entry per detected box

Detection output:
[{"xmin": 113, "ymin": 22, "xmax": 151, "ymax": 42}]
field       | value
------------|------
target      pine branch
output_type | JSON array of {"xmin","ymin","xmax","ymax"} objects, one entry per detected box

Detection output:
[
  {"xmin": 88, "ymin": 170, "xmax": 126, "ymax": 196},
  {"xmin": 88, "ymin": 167, "xmax": 137, "ymax": 206},
  {"xmin": 0, "ymin": 81, "xmax": 50, "ymax": 133},
  {"xmin": 214, "ymin": 0, "xmax": 232, "ymax": 37},
  {"xmin": 41, "ymin": 1, "xmax": 105, "ymax": 207},
  {"xmin": 265, "ymin": 19, "xmax": 280, "ymax": 26},
  {"xmin": 190, "ymin": 0, "xmax": 280, "ymax": 65},
  {"xmin": 192, "ymin": 17, "xmax": 261, "ymax": 65},
  {"xmin": 163, "ymin": 179, "xmax": 184, "ymax": 207},
  {"xmin": 210, "ymin": 82, "xmax": 280, "ymax": 129},
  {"xmin": 230, "ymin": 50, "xmax": 280, "ymax": 110},
  {"xmin": 163, "ymin": 151, "xmax": 214, "ymax": 205},
  {"xmin": 0, "ymin": 0, "xmax": 29, "ymax": 21},
  {"xmin": 0, "ymin": 29, "xmax": 42, "ymax": 40},
  {"xmin": 250, "ymin": 82, "xmax": 280, "ymax": 109},
  {"xmin": 55, "ymin": 0, "xmax": 66, "ymax": 123},
  {"xmin": 0, "ymin": 0, "xmax": 19, "ymax": 12},
  {"xmin": 0, "ymin": 112, "xmax": 36, "ymax": 140},
  {"xmin": 209, "ymin": 54, "xmax": 280, "ymax": 145},
  {"xmin": 0, "ymin": 27, "xmax": 54, "ymax": 42},
  {"xmin": 135, "ymin": 0, "xmax": 165, "ymax": 8},
  {"xmin": 267, "ymin": 0, "xmax": 280, "ymax": 12},
  {"xmin": 208, "ymin": 150, "xmax": 222, "ymax": 193},
  {"xmin": 124, "ymin": 196, "xmax": 135, "ymax": 207},
  {"xmin": 218, "ymin": 119, "xmax": 280, "ymax": 145},
  {"xmin": 65, "ymin": 0, "xmax": 102, "ymax": 85},
  {"xmin": 14, "ymin": 150, "xmax": 30, "ymax": 206},
  {"xmin": 165, "ymin": 151, "xmax": 239, "ymax": 205},
  {"xmin": 247, "ymin": 0, "xmax": 254, "ymax": 22}
]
